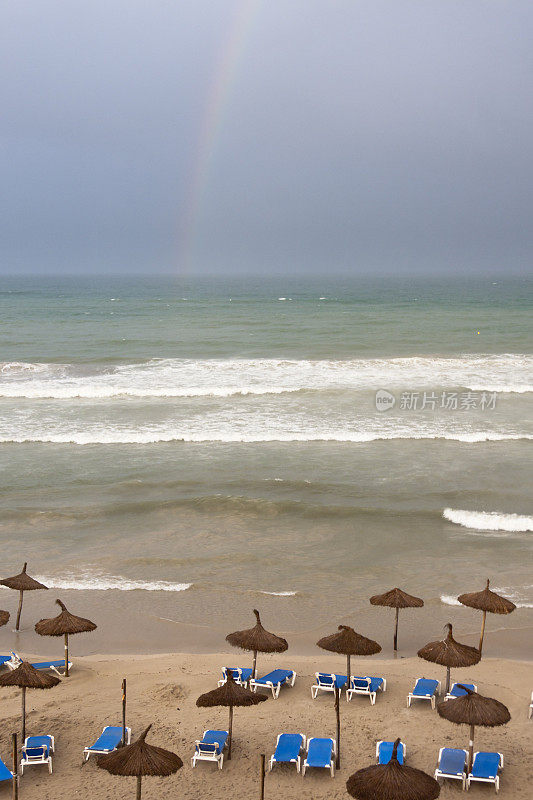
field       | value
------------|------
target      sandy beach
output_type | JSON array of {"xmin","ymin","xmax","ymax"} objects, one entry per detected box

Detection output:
[{"xmin": 0, "ymin": 650, "xmax": 530, "ymax": 799}]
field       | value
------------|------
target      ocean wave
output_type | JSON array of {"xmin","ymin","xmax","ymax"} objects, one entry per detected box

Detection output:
[
  {"xmin": 259, "ymin": 590, "xmax": 297, "ymax": 596},
  {"xmin": 443, "ymin": 508, "xmax": 533, "ymax": 532},
  {"xmin": 0, "ymin": 354, "xmax": 531, "ymax": 398},
  {"xmin": 1, "ymin": 431, "xmax": 531, "ymax": 444},
  {"xmin": 0, "ymin": 573, "xmax": 192, "ymax": 592}
]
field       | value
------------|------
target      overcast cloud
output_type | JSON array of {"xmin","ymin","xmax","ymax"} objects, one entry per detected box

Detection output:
[{"xmin": 2, "ymin": 1, "xmax": 533, "ymax": 276}]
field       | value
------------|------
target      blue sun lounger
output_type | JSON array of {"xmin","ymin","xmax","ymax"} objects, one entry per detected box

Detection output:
[
  {"xmin": 0, "ymin": 757, "xmax": 12, "ymax": 783},
  {"xmin": 407, "ymin": 678, "xmax": 441, "ymax": 710},
  {"xmin": 346, "ymin": 676, "xmax": 386, "ymax": 705},
  {"xmin": 6, "ymin": 653, "xmax": 72, "ymax": 676},
  {"xmin": 434, "ymin": 747, "xmax": 467, "ymax": 788},
  {"xmin": 376, "ymin": 740, "xmax": 406, "ymax": 765},
  {"xmin": 83, "ymin": 726, "xmax": 131, "ymax": 760},
  {"xmin": 466, "ymin": 751, "xmax": 503, "ymax": 792},
  {"xmin": 0, "ymin": 656, "xmax": 12, "ymax": 669},
  {"xmin": 311, "ymin": 673, "xmax": 347, "ymax": 699},
  {"xmin": 191, "ymin": 730, "xmax": 228, "ymax": 769},
  {"xmin": 302, "ymin": 737, "xmax": 336, "ymax": 776},
  {"xmin": 249, "ymin": 669, "xmax": 296, "ymax": 699},
  {"xmin": 445, "ymin": 682, "xmax": 477, "ymax": 701},
  {"xmin": 20, "ymin": 736, "xmax": 55, "ymax": 774},
  {"xmin": 218, "ymin": 667, "xmax": 253, "ymax": 687},
  {"xmin": 269, "ymin": 733, "xmax": 306, "ymax": 772}
]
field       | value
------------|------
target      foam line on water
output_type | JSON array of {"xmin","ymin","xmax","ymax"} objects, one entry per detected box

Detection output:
[
  {"xmin": 0, "ymin": 574, "xmax": 193, "ymax": 592},
  {"xmin": 443, "ymin": 508, "xmax": 533, "ymax": 532}
]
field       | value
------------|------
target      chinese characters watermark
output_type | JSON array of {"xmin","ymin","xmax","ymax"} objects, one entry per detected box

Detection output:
[{"xmin": 375, "ymin": 389, "xmax": 497, "ymax": 412}]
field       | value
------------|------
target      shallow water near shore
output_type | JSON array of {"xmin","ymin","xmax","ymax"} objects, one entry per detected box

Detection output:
[{"xmin": 0, "ymin": 275, "xmax": 531, "ymax": 659}]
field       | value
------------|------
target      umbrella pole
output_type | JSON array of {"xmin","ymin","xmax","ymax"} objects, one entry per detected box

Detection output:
[
  {"xmin": 479, "ymin": 610, "xmax": 486, "ymax": 655},
  {"xmin": 468, "ymin": 724, "xmax": 475, "ymax": 773},
  {"xmin": 394, "ymin": 607, "xmax": 399, "ymax": 651},
  {"xmin": 228, "ymin": 704, "xmax": 234, "ymax": 760},
  {"xmin": 15, "ymin": 591, "xmax": 23, "ymax": 632},
  {"xmin": 122, "ymin": 678, "xmax": 127, "ymax": 746},
  {"xmin": 445, "ymin": 665, "xmax": 451, "ymax": 695},
  {"xmin": 64, "ymin": 633, "xmax": 69, "ymax": 677},
  {"xmin": 136, "ymin": 774, "xmax": 142, "ymax": 800},
  {"xmin": 259, "ymin": 753, "xmax": 265, "ymax": 800},
  {"xmin": 21, "ymin": 687, "xmax": 26, "ymax": 742},
  {"xmin": 346, "ymin": 654, "xmax": 351, "ymax": 681},
  {"xmin": 253, "ymin": 650, "xmax": 257, "ymax": 680},
  {"xmin": 12, "ymin": 732, "xmax": 18, "ymax": 800},
  {"xmin": 334, "ymin": 686, "xmax": 340, "ymax": 769}
]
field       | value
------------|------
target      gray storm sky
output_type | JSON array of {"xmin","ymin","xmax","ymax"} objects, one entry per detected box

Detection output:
[{"xmin": 2, "ymin": 1, "xmax": 533, "ymax": 276}]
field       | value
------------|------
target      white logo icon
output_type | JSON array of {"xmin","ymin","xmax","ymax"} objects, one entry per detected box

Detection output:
[{"xmin": 375, "ymin": 389, "xmax": 396, "ymax": 412}]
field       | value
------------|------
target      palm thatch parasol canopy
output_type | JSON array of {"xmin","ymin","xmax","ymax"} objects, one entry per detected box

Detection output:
[
  {"xmin": 0, "ymin": 660, "xmax": 60, "ymax": 740},
  {"xmin": 458, "ymin": 579, "xmax": 516, "ymax": 654},
  {"xmin": 317, "ymin": 624, "xmax": 381, "ymax": 678},
  {"xmin": 98, "ymin": 724, "xmax": 182, "ymax": 800},
  {"xmin": 0, "ymin": 562, "xmax": 48, "ymax": 631},
  {"xmin": 35, "ymin": 599, "xmax": 97, "ymax": 677},
  {"xmin": 437, "ymin": 685, "xmax": 510, "ymax": 772},
  {"xmin": 418, "ymin": 623, "xmax": 480, "ymax": 694},
  {"xmin": 226, "ymin": 609, "xmax": 287, "ymax": 678},
  {"xmin": 370, "ymin": 587, "xmax": 424, "ymax": 651},
  {"xmin": 196, "ymin": 668, "xmax": 267, "ymax": 759},
  {"xmin": 346, "ymin": 738, "xmax": 440, "ymax": 800},
  {"xmin": 0, "ymin": 610, "xmax": 9, "ymax": 627}
]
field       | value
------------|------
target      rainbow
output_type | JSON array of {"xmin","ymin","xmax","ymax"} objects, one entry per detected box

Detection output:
[{"xmin": 177, "ymin": 0, "xmax": 263, "ymax": 273}]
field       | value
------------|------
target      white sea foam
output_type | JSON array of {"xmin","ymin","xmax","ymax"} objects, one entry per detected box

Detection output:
[
  {"xmin": 443, "ymin": 508, "xmax": 533, "ymax": 532},
  {"xmin": 0, "ymin": 354, "xmax": 531, "ymax": 398},
  {"xmin": 0, "ymin": 573, "xmax": 192, "ymax": 592},
  {"xmin": 440, "ymin": 595, "xmax": 462, "ymax": 606},
  {"xmin": 441, "ymin": 591, "xmax": 533, "ymax": 609},
  {"xmin": 259, "ymin": 590, "xmax": 297, "ymax": 596}
]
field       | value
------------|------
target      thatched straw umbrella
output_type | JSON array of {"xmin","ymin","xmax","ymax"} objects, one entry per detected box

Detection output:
[
  {"xmin": 317, "ymin": 624, "xmax": 381, "ymax": 684},
  {"xmin": 0, "ymin": 660, "xmax": 60, "ymax": 740},
  {"xmin": 457, "ymin": 579, "xmax": 516, "ymax": 655},
  {"xmin": 0, "ymin": 610, "xmax": 9, "ymax": 627},
  {"xmin": 0, "ymin": 563, "xmax": 48, "ymax": 631},
  {"xmin": 418, "ymin": 623, "xmax": 480, "ymax": 695},
  {"xmin": 97, "ymin": 724, "xmax": 182, "ymax": 800},
  {"xmin": 226, "ymin": 609, "xmax": 287, "ymax": 679},
  {"xmin": 317, "ymin": 625, "xmax": 381, "ymax": 769},
  {"xmin": 35, "ymin": 599, "xmax": 96, "ymax": 677},
  {"xmin": 346, "ymin": 738, "xmax": 440, "ymax": 800},
  {"xmin": 437, "ymin": 685, "xmax": 510, "ymax": 772},
  {"xmin": 196, "ymin": 667, "xmax": 267, "ymax": 760},
  {"xmin": 370, "ymin": 587, "xmax": 424, "ymax": 651}
]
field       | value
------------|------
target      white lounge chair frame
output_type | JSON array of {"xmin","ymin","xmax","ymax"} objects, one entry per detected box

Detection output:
[
  {"xmin": 346, "ymin": 676, "xmax": 386, "ymax": 705},
  {"xmin": 83, "ymin": 727, "xmax": 131, "ymax": 760},
  {"xmin": 250, "ymin": 671, "xmax": 296, "ymax": 699},
  {"xmin": 20, "ymin": 736, "xmax": 55, "ymax": 775},
  {"xmin": 466, "ymin": 751, "xmax": 503, "ymax": 793},
  {"xmin": 529, "ymin": 691, "xmax": 533, "ymax": 719},
  {"xmin": 302, "ymin": 737, "xmax": 336, "ymax": 777},
  {"xmin": 191, "ymin": 730, "xmax": 228, "ymax": 770},
  {"xmin": 407, "ymin": 677, "xmax": 441, "ymax": 710},
  {"xmin": 444, "ymin": 682, "xmax": 477, "ymax": 702},
  {"xmin": 268, "ymin": 733, "xmax": 306, "ymax": 772},
  {"xmin": 6, "ymin": 652, "xmax": 73, "ymax": 676},
  {"xmin": 376, "ymin": 740, "xmax": 406, "ymax": 762},
  {"xmin": 311, "ymin": 673, "xmax": 341, "ymax": 699},
  {"xmin": 217, "ymin": 668, "xmax": 249, "ymax": 688},
  {"xmin": 433, "ymin": 746, "xmax": 467, "ymax": 788}
]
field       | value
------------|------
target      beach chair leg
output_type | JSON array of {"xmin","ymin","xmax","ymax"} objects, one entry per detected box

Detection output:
[
  {"xmin": 330, "ymin": 762, "xmax": 335, "ymax": 777},
  {"xmin": 302, "ymin": 764, "xmax": 306, "ymax": 776},
  {"xmin": 495, "ymin": 777, "xmax": 499, "ymax": 793},
  {"xmin": 431, "ymin": 696, "xmax": 435, "ymax": 710},
  {"xmin": 219, "ymin": 755, "xmax": 224, "ymax": 770}
]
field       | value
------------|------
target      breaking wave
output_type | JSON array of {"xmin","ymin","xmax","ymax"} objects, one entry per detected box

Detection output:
[{"xmin": 443, "ymin": 508, "xmax": 533, "ymax": 532}]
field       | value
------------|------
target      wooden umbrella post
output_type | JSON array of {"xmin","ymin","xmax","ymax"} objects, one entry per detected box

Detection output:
[
  {"xmin": 259, "ymin": 753, "xmax": 265, "ymax": 800},
  {"xmin": 228, "ymin": 705, "xmax": 234, "ymax": 760},
  {"xmin": 15, "ymin": 591, "xmax": 23, "ymax": 632},
  {"xmin": 394, "ymin": 607, "xmax": 399, "ymax": 651},
  {"xmin": 122, "ymin": 678, "xmax": 127, "ymax": 746},
  {"xmin": 136, "ymin": 774, "xmax": 142, "ymax": 800},
  {"xmin": 334, "ymin": 686, "xmax": 341, "ymax": 769},
  {"xmin": 253, "ymin": 650, "xmax": 257, "ymax": 679},
  {"xmin": 346, "ymin": 654, "xmax": 351, "ymax": 683},
  {"xmin": 21, "ymin": 687, "xmax": 26, "ymax": 743},
  {"xmin": 11, "ymin": 733, "xmax": 18, "ymax": 800},
  {"xmin": 479, "ymin": 610, "xmax": 487, "ymax": 655},
  {"xmin": 445, "ymin": 666, "xmax": 451, "ymax": 695},
  {"xmin": 468, "ymin": 724, "xmax": 475, "ymax": 773},
  {"xmin": 64, "ymin": 633, "xmax": 69, "ymax": 677}
]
